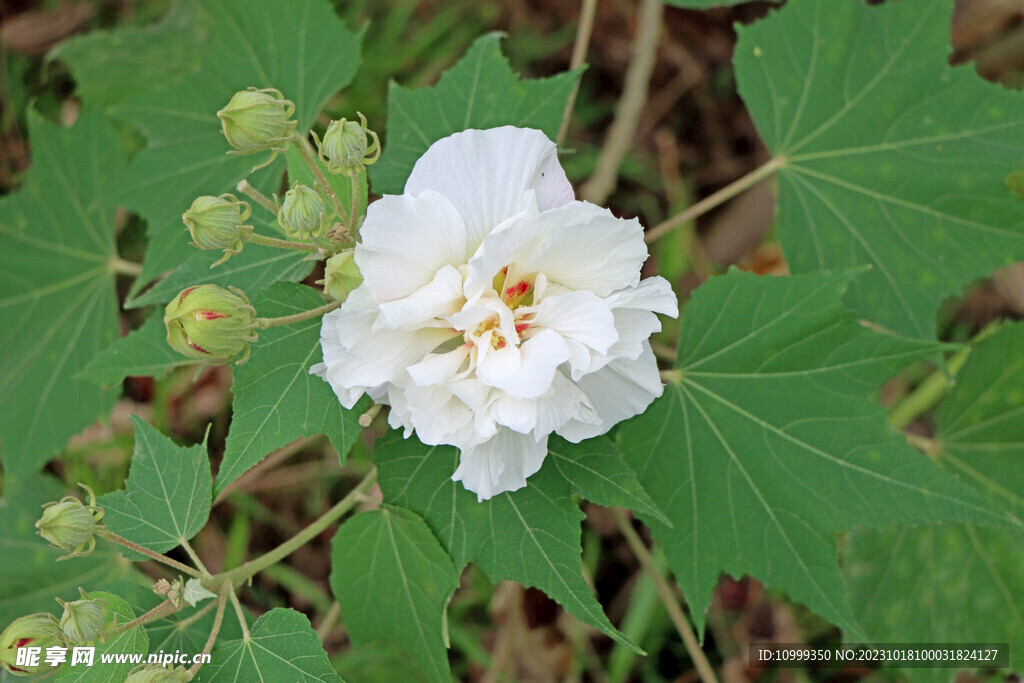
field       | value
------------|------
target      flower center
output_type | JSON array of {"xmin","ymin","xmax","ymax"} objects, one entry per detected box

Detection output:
[{"xmin": 460, "ymin": 265, "xmax": 538, "ymax": 352}]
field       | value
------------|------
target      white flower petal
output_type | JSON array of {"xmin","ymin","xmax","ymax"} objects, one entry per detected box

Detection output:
[
  {"xmin": 557, "ymin": 341, "xmax": 665, "ymax": 442},
  {"xmin": 357, "ymin": 190, "xmax": 469, "ymax": 303},
  {"xmin": 376, "ymin": 265, "xmax": 465, "ymax": 330},
  {"xmin": 405, "ymin": 127, "xmax": 573, "ymax": 249},
  {"xmin": 527, "ymin": 290, "xmax": 618, "ymax": 359},
  {"xmin": 407, "ymin": 346, "xmax": 471, "ymax": 386},
  {"xmin": 452, "ymin": 428, "xmax": 549, "ymax": 501},
  {"xmin": 479, "ymin": 328, "xmax": 570, "ymax": 399}
]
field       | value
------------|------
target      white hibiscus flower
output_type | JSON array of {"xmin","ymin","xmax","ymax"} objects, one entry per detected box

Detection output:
[{"xmin": 313, "ymin": 126, "xmax": 677, "ymax": 500}]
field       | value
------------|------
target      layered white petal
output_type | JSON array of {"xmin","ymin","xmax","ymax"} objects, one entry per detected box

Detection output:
[
  {"xmin": 376, "ymin": 265, "xmax": 465, "ymax": 330},
  {"xmin": 405, "ymin": 127, "xmax": 573, "ymax": 249},
  {"xmin": 452, "ymin": 427, "xmax": 549, "ymax": 501},
  {"xmin": 357, "ymin": 190, "xmax": 469, "ymax": 303},
  {"xmin": 557, "ymin": 342, "xmax": 665, "ymax": 443},
  {"xmin": 477, "ymin": 328, "xmax": 570, "ymax": 399}
]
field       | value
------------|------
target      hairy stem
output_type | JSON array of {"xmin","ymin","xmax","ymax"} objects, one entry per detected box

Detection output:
[
  {"xmin": 580, "ymin": 0, "xmax": 664, "ymax": 205},
  {"xmin": 188, "ymin": 589, "xmax": 228, "ymax": 678},
  {"xmin": 293, "ymin": 133, "xmax": 349, "ymax": 235},
  {"xmin": 212, "ymin": 468, "xmax": 377, "ymax": 590},
  {"xmin": 108, "ymin": 599, "xmax": 181, "ymax": 636},
  {"xmin": 182, "ymin": 539, "xmax": 210, "ymax": 575},
  {"xmin": 108, "ymin": 257, "xmax": 143, "ymax": 277},
  {"xmin": 98, "ymin": 529, "xmax": 204, "ymax": 578},
  {"xmin": 253, "ymin": 301, "xmax": 340, "ymax": 330},
  {"xmin": 557, "ymin": 0, "xmax": 598, "ymax": 146},
  {"xmin": 236, "ymin": 179, "xmax": 278, "ymax": 215},
  {"xmin": 611, "ymin": 508, "xmax": 719, "ymax": 683},
  {"xmin": 242, "ymin": 231, "xmax": 320, "ymax": 252},
  {"xmin": 229, "ymin": 591, "xmax": 250, "ymax": 640},
  {"xmin": 644, "ymin": 156, "xmax": 785, "ymax": 244}
]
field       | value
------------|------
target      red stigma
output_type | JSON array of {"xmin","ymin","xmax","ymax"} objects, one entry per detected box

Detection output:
[
  {"xmin": 14, "ymin": 638, "xmax": 32, "ymax": 648},
  {"xmin": 515, "ymin": 323, "xmax": 530, "ymax": 333},
  {"xmin": 504, "ymin": 280, "xmax": 531, "ymax": 300}
]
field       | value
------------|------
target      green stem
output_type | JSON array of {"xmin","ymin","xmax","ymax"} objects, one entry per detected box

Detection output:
[
  {"xmin": 611, "ymin": 508, "xmax": 719, "ymax": 683},
  {"xmin": 349, "ymin": 174, "xmax": 362, "ymax": 238},
  {"xmin": 293, "ymin": 132, "xmax": 349, "ymax": 235},
  {"xmin": 242, "ymin": 231, "xmax": 319, "ymax": 252},
  {"xmin": 98, "ymin": 529, "xmax": 203, "ymax": 578},
  {"xmin": 182, "ymin": 539, "xmax": 210, "ymax": 575},
  {"xmin": 644, "ymin": 156, "xmax": 786, "ymax": 244},
  {"xmin": 236, "ymin": 180, "xmax": 278, "ymax": 215},
  {"xmin": 188, "ymin": 589, "xmax": 228, "ymax": 678},
  {"xmin": 229, "ymin": 591, "xmax": 250, "ymax": 640},
  {"xmin": 108, "ymin": 257, "xmax": 143, "ymax": 277},
  {"xmin": 212, "ymin": 468, "xmax": 377, "ymax": 590},
  {"xmin": 108, "ymin": 599, "xmax": 180, "ymax": 636},
  {"xmin": 173, "ymin": 600, "xmax": 217, "ymax": 632},
  {"xmin": 888, "ymin": 321, "xmax": 1002, "ymax": 430},
  {"xmin": 253, "ymin": 301, "xmax": 340, "ymax": 330}
]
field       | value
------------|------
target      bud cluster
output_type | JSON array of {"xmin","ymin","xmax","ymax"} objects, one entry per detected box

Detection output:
[
  {"xmin": 314, "ymin": 112, "xmax": 380, "ymax": 177},
  {"xmin": 36, "ymin": 483, "xmax": 103, "ymax": 559},
  {"xmin": 217, "ymin": 87, "xmax": 296, "ymax": 160},
  {"xmin": 278, "ymin": 183, "xmax": 328, "ymax": 239},
  {"xmin": 182, "ymin": 194, "xmax": 252, "ymax": 266}
]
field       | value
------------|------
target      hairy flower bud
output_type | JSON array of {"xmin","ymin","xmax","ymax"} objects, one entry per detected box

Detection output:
[
  {"xmin": 217, "ymin": 88, "xmax": 296, "ymax": 156},
  {"xmin": 164, "ymin": 285, "xmax": 258, "ymax": 364},
  {"xmin": 182, "ymin": 194, "xmax": 253, "ymax": 266},
  {"xmin": 57, "ymin": 593, "xmax": 107, "ymax": 643},
  {"xmin": 321, "ymin": 249, "xmax": 362, "ymax": 303},
  {"xmin": 314, "ymin": 112, "xmax": 380, "ymax": 176},
  {"xmin": 278, "ymin": 183, "xmax": 327, "ymax": 239},
  {"xmin": 125, "ymin": 664, "xmax": 191, "ymax": 682},
  {"xmin": 0, "ymin": 613, "xmax": 66, "ymax": 676},
  {"xmin": 36, "ymin": 484, "xmax": 103, "ymax": 559}
]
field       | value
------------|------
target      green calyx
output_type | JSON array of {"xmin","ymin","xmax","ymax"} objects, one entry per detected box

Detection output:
[
  {"xmin": 182, "ymin": 194, "xmax": 253, "ymax": 266},
  {"xmin": 35, "ymin": 483, "xmax": 103, "ymax": 559},
  {"xmin": 314, "ymin": 112, "xmax": 380, "ymax": 177},
  {"xmin": 56, "ymin": 590, "xmax": 108, "ymax": 644},
  {"xmin": 321, "ymin": 248, "xmax": 362, "ymax": 303},
  {"xmin": 278, "ymin": 183, "xmax": 328, "ymax": 239},
  {"xmin": 217, "ymin": 87, "xmax": 297, "ymax": 165},
  {"xmin": 164, "ymin": 285, "xmax": 258, "ymax": 365},
  {"xmin": 0, "ymin": 613, "xmax": 67, "ymax": 676}
]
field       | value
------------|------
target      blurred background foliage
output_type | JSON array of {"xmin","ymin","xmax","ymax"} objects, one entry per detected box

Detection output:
[{"xmin": 1, "ymin": 0, "xmax": 1023, "ymax": 680}]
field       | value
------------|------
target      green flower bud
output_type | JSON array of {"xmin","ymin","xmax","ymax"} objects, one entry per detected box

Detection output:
[
  {"xmin": 182, "ymin": 194, "xmax": 253, "ymax": 266},
  {"xmin": 36, "ymin": 483, "xmax": 103, "ymax": 559},
  {"xmin": 0, "ymin": 613, "xmax": 67, "ymax": 676},
  {"xmin": 278, "ymin": 183, "xmax": 327, "ymax": 239},
  {"xmin": 217, "ymin": 87, "xmax": 296, "ymax": 156},
  {"xmin": 125, "ymin": 664, "xmax": 191, "ymax": 683},
  {"xmin": 57, "ymin": 592, "xmax": 107, "ymax": 643},
  {"xmin": 164, "ymin": 285, "xmax": 258, "ymax": 365},
  {"xmin": 314, "ymin": 112, "xmax": 380, "ymax": 176},
  {"xmin": 321, "ymin": 249, "xmax": 362, "ymax": 303}
]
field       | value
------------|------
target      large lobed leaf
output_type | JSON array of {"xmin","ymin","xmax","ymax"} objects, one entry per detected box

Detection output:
[
  {"xmin": 196, "ymin": 608, "xmax": 341, "ymax": 682},
  {"xmin": 214, "ymin": 282, "xmax": 362, "ymax": 497},
  {"xmin": 617, "ymin": 269, "xmax": 1012, "ymax": 636},
  {"xmin": 330, "ymin": 506, "xmax": 459, "ymax": 683},
  {"xmin": 0, "ymin": 111, "xmax": 125, "ymax": 482},
  {"xmin": 80, "ymin": 0, "xmax": 363, "ymax": 299},
  {"xmin": 77, "ymin": 312, "xmax": 197, "ymax": 388},
  {"xmin": 101, "ymin": 416, "xmax": 212, "ymax": 555},
  {"xmin": 370, "ymin": 32, "xmax": 582, "ymax": 195},
  {"xmin": 845, "ymin": 322, "xmax": 1024, "ymax": 681},
  {"xmin": 376, "ymin": 434, "xmax": 643, "ymax": 653},
  {"xmin": 734, "ymin": 0, "xmax": 1024, "ymax": 338}
]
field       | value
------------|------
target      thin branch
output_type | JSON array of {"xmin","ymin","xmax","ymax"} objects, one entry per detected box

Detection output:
[
  {"xmin": 580, "ymin": 0, "xmax": 664, "ymax": 205},
  {"xmin": 611, "ymin": 508, "xmax": 719, "ymax": 683},
  {"xmin": 229, "ymin": 590, "xmax": 250, "ymax": 640},
  {"xmin": 557, "ymin": 0, "xmax": 599, "ymax": 146},
  {"xmin": 98, "ymin": 529, "xmax": 203, "ymax": 578},
  {"xmin": 108, "ymin": 257, "xmax": 143, "ymax": 276},
  {"xmin": 316, "ymin": 602, "xmax": 341, "ymax": 641},
  {"xmin": 188, "ymin": 588, "xmax": 228, "ymax": 678},
  {"xmin": 253, "ymin": 301, "xmax": 340, "ymax": 329},
  {"xmin": 644, "ymin": 156, "xmax": 785, "ymax": 244},
  {"xmin": 236, "ymin": 179, "xmax": 278, "ymax": 215}
]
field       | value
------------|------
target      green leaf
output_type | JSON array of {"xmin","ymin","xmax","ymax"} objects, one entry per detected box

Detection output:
[
  {"xmin": 734, "ymin": 0, "xmax": 1024, "ymax": 338},
  {"xmin": 376, "ymin": 434, "xmax": 639, "ymax": 652},
  {"xmin": 127, "ymin": 242, "xmax": 315, "ymax": 309},
  {"xmin": 0, "ymin": 475, "xmax": 135, "ymax": 625},
  {"xmin": 196, "ymin": 608, "xmax": 341, "ymax": 682},
  {"xmin": 371, "ymin": 32, "xmax": 582, "ymax": 195},
  {"xmin": 53, "ymin": 1, "xmax": 209, "ymax": 108},
  {"xmin": 330, "ymin": 506, "xmax": 459, "ymax": 683},
  {"xmin": 547, "ymin": 436, "xmax": 670, "ymax": 526},
  {"xmin": 55, "ymin": 591, "xmax": 148, "ymax": 683},
  {"xmin": 844, "ymin": 322, "xmax": 1024, "ymax": 680},
  {"xmin": 214, "ymin": 283, "xmax": 362, "ymax": 497},
  {"xmin": 108, "ymin": 0, "xmax": 362, "ymax": 296},
  {"xmin": 77, "ymin": 312, "xmax": 196, "ymax": 387},
  {"xmin": 0, "ymin": 111, "xmax": 125, "ymax": 482},
  {"xmin": 617, "ymin": 269, "xmax": 1011, "ymax": 636},
  {"xmin": 101, "ymin": 416, "xmax": 212, "ymax": 555}
]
